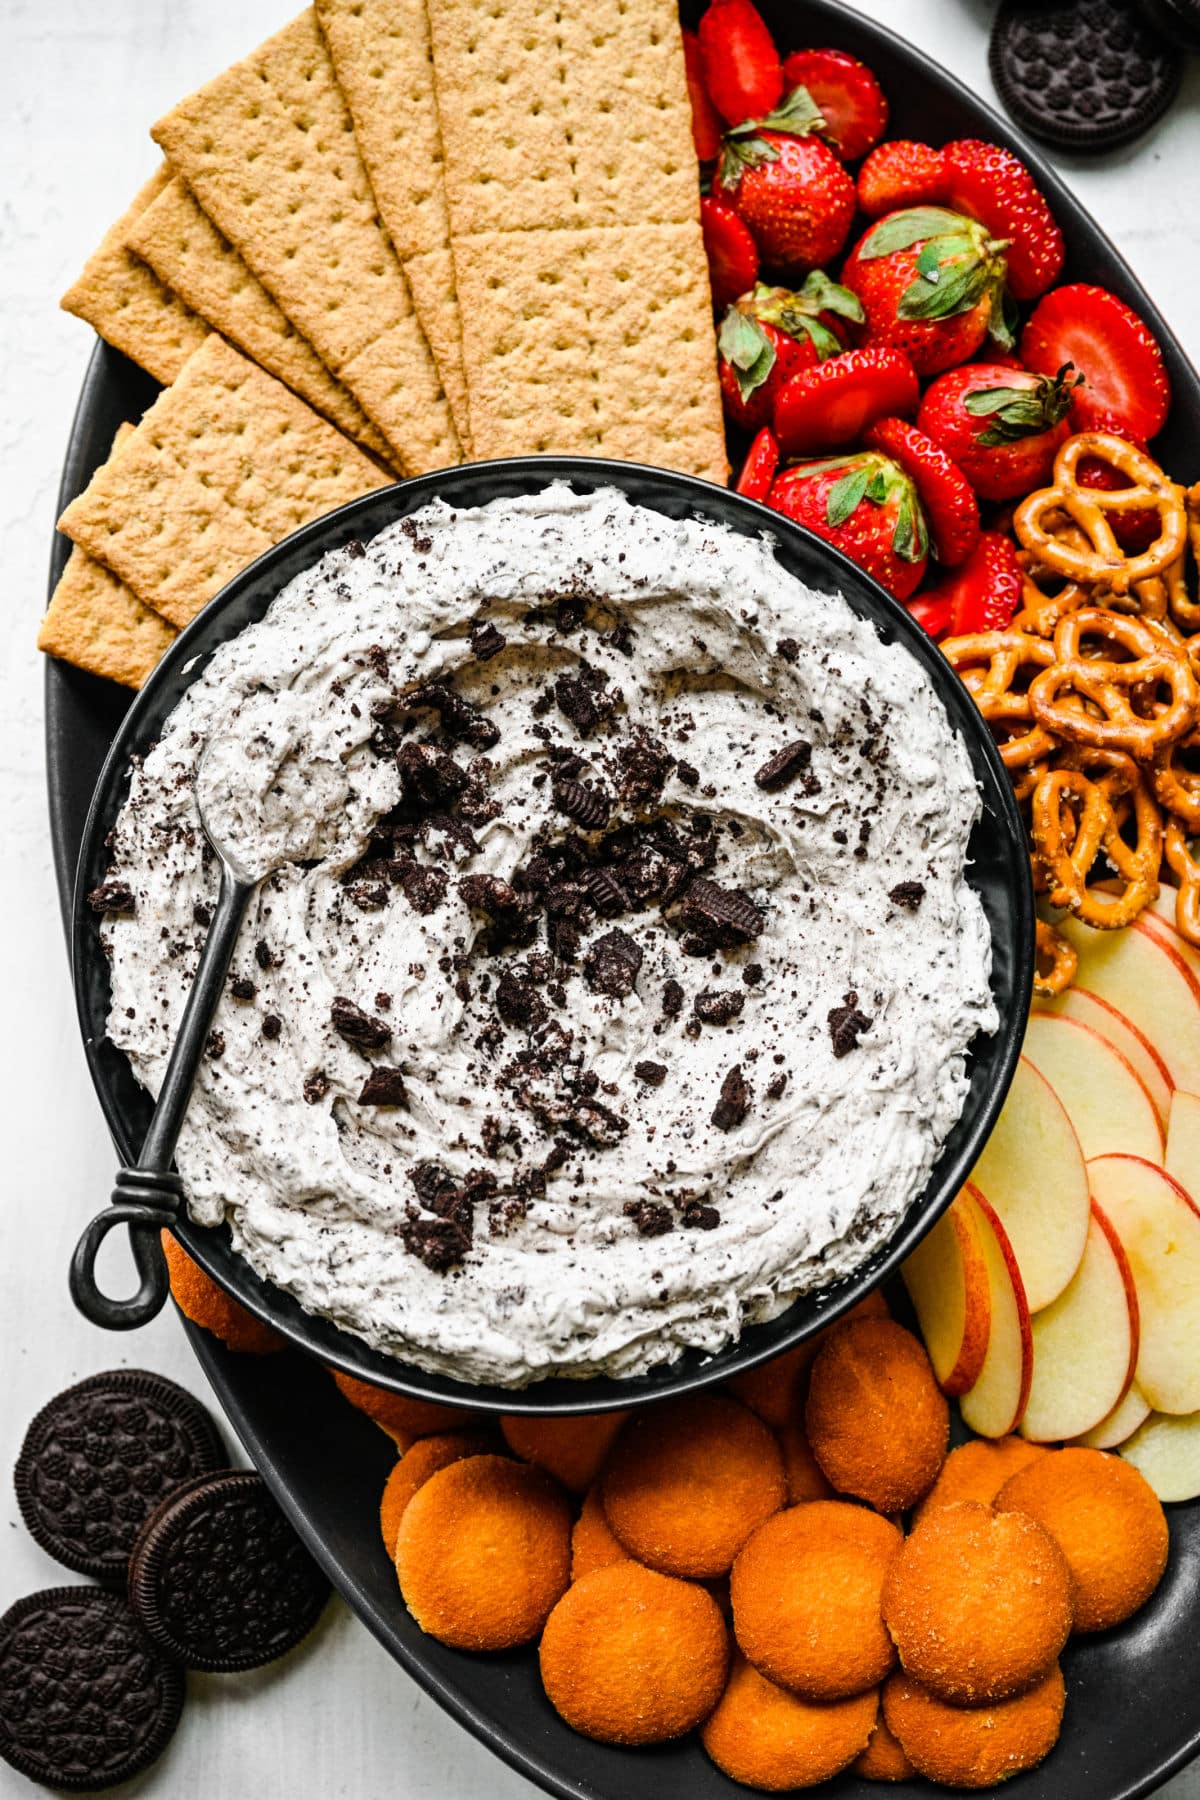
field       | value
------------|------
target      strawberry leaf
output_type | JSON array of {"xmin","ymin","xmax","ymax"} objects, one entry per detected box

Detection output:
[
  {"xmin": 897, "ymin": 256, "xmax": 990, "ymax": 322},
  {"xmin": 796, "ymin": 271, "xmax": 864, "ymax": 324},
  {"xmin": 987, "ymin": 285, "xmax": 1018, "ymax": 354},
  {"xmin": 892, "ymin": 489, "xmax": 930, "ymax": 564},
  {"xmin": 785, "ymin": 314, "xmax": 843, "ymax": 360},
  {"xmin": 826, "ymin": 465, "xmax": 873, "ymax": 527},
  {"xmin": 859, "ymin": 207, "xmax": 971, "ymax": 260},
  {"xmin": 755, "ymin": 85, "xmax": 827, "ymax": 138},
  {"xmin": 964, "ymin": 365, "xmax": 1077, "ymax": 446},
  {"xmin": 718, "ymin": 308, "xmax": 776, "ymax": 400},
  {"xmin": 717, "ymin": 132, "xmax": 779, "ymax": 190}
]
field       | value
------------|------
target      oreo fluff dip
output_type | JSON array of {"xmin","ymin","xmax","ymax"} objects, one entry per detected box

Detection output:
[{"xmin": 97, "ymin": 485, "xmax": 996, "ymax": 1386}]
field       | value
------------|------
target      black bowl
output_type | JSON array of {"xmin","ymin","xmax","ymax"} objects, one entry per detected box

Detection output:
[{"xmin": 70, "ymin": 457, "xmax": 1032, "ymax": 1411}]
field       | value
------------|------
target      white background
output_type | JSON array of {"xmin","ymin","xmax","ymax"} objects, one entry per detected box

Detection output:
[{"xmin": 1, "ymin": 0, "xmax": 1198, "ymax": 1793}]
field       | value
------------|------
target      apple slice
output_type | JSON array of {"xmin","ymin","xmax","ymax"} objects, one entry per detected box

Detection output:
[
  {"xmin": 1137, "ymin": 902, "xmax": 1200, "ymax": 983},
  {"xmin": 958, "ymin": 1186, "xmax": 1033, "ymax": 1439},
  {"xmin": 969, "ymin": 1055, "xmax": 1090, "ymax": 1313},
  {"xmin": 1035, "ymin": 986, "xmax": 1172, "ymax": 1130},
  {"xmin": 1120, "ymin": 1410, "xmax": 1200, "ymax": 1502},
  {"xmin": 1166, "ymin": 1092, "xmax": 1200, "ymax": 1201},
  {"xmin": 1019, "ymin": 1203, "xmax": 1139, "ymax": 1443},
  {"xmin": 1073, "ymin": 1380, "xmax": 1152, "ymax": 1450},
  {"xmin": 1022, "ymin": 1012, "xmax": 1163, "ymax": 1164},
  {"xmin": 1089, "ymin": 1153, "xmax": 1200, "ymax": 1415},
  {"xmin": 1055, "ymin": 913, "xmax": 1200, "ymax": 1095},
  {"xmin": 902, "ymin": 1193, "xmax": 991, "ymax": 1396}
]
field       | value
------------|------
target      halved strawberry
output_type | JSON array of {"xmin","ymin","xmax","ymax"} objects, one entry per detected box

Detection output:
[
  {"xmin": 905, "ymin": 593, "xmax": 955, "ymax": 640},
  {"xmin": 700, "ymin": 195, "xmax": 760, "ymax": 309},
  {"xmin": 940, "ymin": 140, "xmax": 1064, "ymax": 302},
  {"xmin": 925, "ymin": 531, "xmax": 1023, "ymax": 637},
  {"xmin": 864, "ymin": 416, "xmax": 980, "ymax": 567},
  {"xmin": 698, "ymin": 0, "xmax": 783, "ymax": 127},
  {"xmin": 737, "ymin": 426, "xmax": 780, "ymax": 500},
  {"xmin": 683, "ymin": 29, "xmax": 725, "ymax": 162},
  {"xmin": 780, "ymin": 48, "xmax": 887, "ymax": 161},
  {"xmin": 767, "ymin": 451, "xmax": 929, "ymax": 600},
  {"xmin": 773, "ymin": 347, "xmax": 919, "ymax": 456},
  {"xmin": 1020, "ymin": 284, "xmax": 1171, "ymax": 441},
  {"xmin": 718, "ymin": 275, "xmax": 863, "ymax": 430},
  {"xmin": 857, "ymin": 141, "xmax": 946, "ymax": 218},
  {"xmin": 1075, "ymin": 412, "xmax": 1160, "ymax": 553}
]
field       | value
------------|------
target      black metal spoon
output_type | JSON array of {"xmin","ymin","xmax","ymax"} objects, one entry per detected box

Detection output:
[{"xmin": 70, "ymin": 807, "xmax": 258, "ymax": 1330}]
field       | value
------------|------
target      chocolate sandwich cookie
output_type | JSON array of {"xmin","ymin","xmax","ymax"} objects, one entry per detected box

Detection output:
[
  {"xmin": 0, "ymin": 1587, "xmax": 184, "ymax": 1791},
  {"xmin": 14, "ymin": 1369, "xmax": 223, "ymax": 1582},
  {"xmin": 129, "ymin": 1471, "xmax": 330, "ymax": 1671},
  {"xmin": 990, "ymin": 0, "xmax": 1181, "ymax": 152}
]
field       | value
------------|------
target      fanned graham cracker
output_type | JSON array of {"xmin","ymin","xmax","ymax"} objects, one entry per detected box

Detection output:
[
  {"xmin": 126, "ymin": 173, "xmax": 396, "ymax": 467},
  {"xmin": 452, "ymin": 224, "xmax": 728, "ymax": 482},
  {"xmin": 426, "ymin": 0, "xmax": 702, "ymax": 236},
  {"xmin": 39, "ymin": 426, "xmax": 178, "ymax": 689},
  {"xmin": 58, "ymin": 336, "xmax": 389, "ymax": 630},
  {"xmin": 61, "ymin": 168, "xmax": 208, "ymax": 384},
  {"xmin": 151, "ymin": 9, "xmax": 460, "ymax": 476},
  {"xmin": 313, "ymin": 0, "xmax": 471, "ymax": 450}
]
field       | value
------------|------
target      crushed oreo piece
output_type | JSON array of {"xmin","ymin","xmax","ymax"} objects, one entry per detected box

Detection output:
[
  {"xmin": 303, "ymin": 1072, "xmax": 330, "ymax": 1105},
  {"xmin": 693, "ymin": 989, "xmax": 745, "ymax": 1026},
  {"xmin": 662, "ymin": 978, "xmax": 685, "ymax": 1017},
  {"xmin": 205, "ymin": 1032, "xmax": 225, "ymax": 1061},
  {"xmin": 348, "ymin": 880, "xmax": 389, "ymax": 912},
  {"xmin": 554, "ymin": 664, "xmax": 616, "ymax": 736},
  {"xmin": 230, "ymin": 976, "xmax": 256, "ymax": 1001},
  {"xmin": 828, "ymin": 991, "xmax": 874, "ymax": 1058},
  {"xmin": 358, "ymin": 1067, "xmax": 409, "ymax": 1106},
  {"xmin": 497, "ymin": 966, "xmax": 548, "ymax": 1031},
  {"xmin": 330, "ymin": 996, "xmax": 393, "ymax": 1049},
  {"xmin": 624, "ymin": 1200, "xmax": 674, "ymax": 1237},
  {"xmin": 681, "ymin": 1201, "xmax": 721, "ymax": 1230},
  {"xmin": 406, "ymin": 681, "xmax": 499, "ymax": 750},
  {"xmin": 634, "ymin": 1059, "xmax": 668, "ymax": 1086},
  {"xmin": 579, "ymin": 865, "xmax": 628, "ymax": 917},
  {"xmin": 469, "ymin": 621, "xmax": 506, "ymax": 661},
  {"xmin": 254, "ymin": 939, "xmax": 275, "ymax": 971},
  {"xmin": 743, "ymin": 963, "xmax": 764, "ymax": 987},
  {"xmin": 262, "ymin": 1014, "xmax": 282, "ymax": 1040},
  {"xmin": 675, "ymin": 759, "xmax": 700, "ymax": 788},
  {"xmin": 755, "ymin": 739, "xmax": 812, "ymax": 790},
  {"xmin": 712, "ymin": 1064, "xmax": 751, "ymax": 1131},
  {"xmin": 397, "ymin": 741, "xmax": 468, "ymax": 809},
  {"xmin": 553, "ymin": 777, "xmax": 611, "ymax": 830},
  {"xmin": 615, "ymin": 728, "xmax": 673, "ymax": 805},
  {"xmin": 676, "ymin": 877, "xmax": 764, "ymax": 948},
  {"xmin": 366, "ymin": 644, "xmax": 389, "ymax": 680},
  {"xmin": 191, "ymin": 900, "xmax": 211, "ymax": 928},
  {"xmin": 459, "ymin": 873, "xmax": 520, "ymax": 917},
  {"xmin": 777, "ymin": 637, "xmax": 800, "ymax": 663},
  {"xmin": 393, "ymin": 860, "xmax": 448, "ymax": 916},
  {"xmin": 583, "ymin": 928, "xmax": 643, "ymax": 999},
  {"xmin": 767, "ymin": 1071, "xmax": 788, "ymax": 1100},
  {"xmin": 889, "ymin": 880, "xmax": 926, "ymax": 911}
]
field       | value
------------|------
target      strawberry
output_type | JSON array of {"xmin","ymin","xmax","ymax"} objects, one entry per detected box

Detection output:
[
  {"xmin": 700, "ymin": 196, "xmax": 760, "ymax": 309},
  {"xmin": 842, "ymin": 206, "xmax": 1013, "ymax": 377},
  {"xmin": 1075, "ymin": 412, "xmax": 1160, "ymax": 553},
  {"xmin": 940, "ymin": 140, "xmax": 1064, "ymax": 302},
  {"xmin": 780, "ymin": 48, "xmax": 888, "ymax": 161},
  {"xmin": 905, "ymin": 593, "xmax": 954, "ymax": 640},
  {"xmin": 916, "ymin": 361, "xmax": 1078, "ymax": 501},
  {"xmin": 737, "ymin": 426, "xmax": 780, "ymax": 500},
  {"xmin": 716, "ymin": 90, "xmax": 858, "ymax": 272},
  {"xmin": 863, "ymin": 416, "xmax": 980, "ymax": 567},
  {"xmin": 717, "ymin": 274, "xmax": 864, "ymax": 429},
  {"xmin": 683, "ymin": 29, "xmax": 725, "ymax": 162},
  {"xmin": 767, "ymin": 451, "xmax": 929, "ymax": 600},
  {"xmin": 858, "ymin": 141, "xmax": 946, "ymax": 218},
  {"xmin": 922, "ymin": 531, "xmax": 1023, "ymax": 637},
  {"xmin": 1020, "ymin": 284, "xmax": 1171, "ymax": 442},
  {"xmin": 698, "ymin": 0, "xmax": 783, "ymax": 127},
  {"xmin": 774, "ymin": 347, "xmax": 919, "ymax": 456}
]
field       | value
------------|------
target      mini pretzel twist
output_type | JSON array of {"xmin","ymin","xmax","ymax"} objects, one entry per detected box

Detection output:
[
  {"xmin": 1028, "ymin": 607, "xmax": 1198, "ymax": 760},
  {"xmin": 941, "ymin": 631, "xmax": 1060, "ymax": 774},
  {"xmin": 1150, "ymin": 730, "xmax": 1200, "ymax": 834},
  {"xmin": 1034, "ymin": 919, "xmax": 1077, "ymax": 997},
  {"xmin": 1030, "ymin": 764, "xmax": 1161, "ymax": 928},
  {"xmin": 1165, "ymin": 817, "xmax": 1200, "ymax": 946},
  {"xmin": 1013, "ymin": 433, "xmax": 1187, "ymax": 594}
]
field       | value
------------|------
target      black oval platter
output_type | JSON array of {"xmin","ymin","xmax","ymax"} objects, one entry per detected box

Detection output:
[{"xmin": 44, "ymin": 1, "xmax": 1200, "ymax": 1795}]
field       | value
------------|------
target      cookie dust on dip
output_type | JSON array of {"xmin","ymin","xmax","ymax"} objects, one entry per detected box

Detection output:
[{"xmin": 97, "ymin": 485, "xmax": 996, "ymax": 1387}]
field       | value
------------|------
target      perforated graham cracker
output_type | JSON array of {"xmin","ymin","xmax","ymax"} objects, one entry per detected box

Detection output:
[
  {"xmin": 151, "ymin": 9, "xmax": 460, "ymax": 475},
  {"xmin": 126, "ymin": 173, "xmax": 396, "ymax": 467},
  {"xmin": 313, "ymin": 0, "xmax": 472, "ymax": 450},
  {"xmin": 452, "ymin": 224, "xmax": 728, "ymax": 482},
  {"xmin": 58, "ymin": 336, "xmax": 389, "ymax": 630},
  {"xmin": 426, "ymin": 0, "xmax": 702, "ymax": 237},
  {"xmin": 61, "ymin": 168, "xmax": 208, "ymax": 384},
  {"xmin": 39, "ymin": 426, "xmax": 178, "ymax": 689}
]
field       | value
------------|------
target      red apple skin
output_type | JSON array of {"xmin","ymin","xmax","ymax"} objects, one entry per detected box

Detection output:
[
  {"xmin": 959, "ymin": 1183, "xmax": 1034, "ymax": 1439},
  {"xmin": 1090, "ymin": 1198, "xmax": 1141, "ymax": 1410},
  {"xmin": 903, "ymin": 1195, "xmax": 992, "ymax": 1398}
]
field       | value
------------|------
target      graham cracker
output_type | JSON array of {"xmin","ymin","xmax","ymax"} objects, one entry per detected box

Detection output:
[
  {"xmin": 313, "ymin": 0, "xmax": 472, "ymax": 450},
  {"xmin": 151, "ymin": 9, "xmax": 460, "ymax": 475},
  {"xmin": 39, "ymin": 426, "xmax": 178, "ymax": 689},
  {"xmin": 426, "ymin": 0, "xmax": 702, "ymax": 237},
  {"xmin": 61, "ymin": 168, "xmax": 208, "ymax": 384},
  {"xmin": 451, "ymin": 224, "xmax": 728, "ymax": 482},
  {"xmin": 58, "ymin": 335, "xmax": 389, "ymax": 630},
  {"xmin": 126, "ymin": 173, "xmax": 396, "ymax": 467}
]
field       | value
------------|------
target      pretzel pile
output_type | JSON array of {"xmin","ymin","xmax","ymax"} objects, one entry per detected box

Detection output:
[{"xmin": 942, "ymin": 432, "xmax": 1200, "ymax": 996}]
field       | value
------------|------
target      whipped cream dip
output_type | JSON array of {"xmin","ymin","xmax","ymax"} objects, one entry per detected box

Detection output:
[{"xmin": 99, "ymin": 485, "xmax": 995, "ymax": 1385}]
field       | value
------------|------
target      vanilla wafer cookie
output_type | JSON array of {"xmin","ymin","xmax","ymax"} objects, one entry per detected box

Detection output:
[
  {"xmin": 126, "ymin": 174, "xmax": 395, "ymax": 467},
  {"xmin": 314, "ymin": 0, "xmax": 471, "ymax": 449},
  {"xmin": 61, "ymin": 168, "xmax": 208, "ymax": 384},
  {"xmin": 39, "ymin": 425, "xmax": 178, "ymax": 688},
  {"xmin": 151, "ymin": 9, "xmax": 460, "ymax": 475},
  {"xmin": 58, "ymin": 336, "xmax": 389, "ymax": 630}
]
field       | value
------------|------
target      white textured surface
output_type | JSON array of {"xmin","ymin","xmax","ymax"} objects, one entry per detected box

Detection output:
[{"xmin": 1, "ymin": 1, "xmax": 1198, "ymax": 1795}]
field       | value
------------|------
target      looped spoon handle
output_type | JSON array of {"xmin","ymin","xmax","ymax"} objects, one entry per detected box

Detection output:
[{"xmin": 70, "ymin": 862, "xmax": 256, "ymax": 1330}]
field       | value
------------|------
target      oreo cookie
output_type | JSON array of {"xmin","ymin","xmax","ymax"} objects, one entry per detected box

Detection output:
[
  {"xmin": 14, "ymin": 1369, "xmax": 223, "ymax": 1582},
  {"xmin": 129, "ymin": 1471, "xmax": 330, "ymax": 1671},
  {"xmin": 990, "ymin": 0, "xmax": 1181, "ymax": 152},
  {"xmin": 0, "ymin": 1587, "xmax": 184, "ymax": 1791}
]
